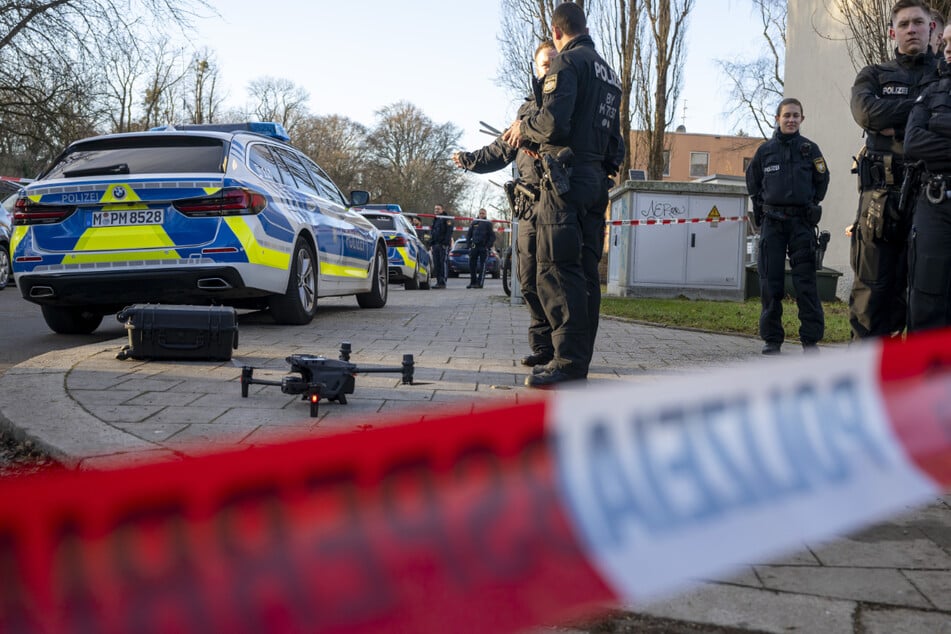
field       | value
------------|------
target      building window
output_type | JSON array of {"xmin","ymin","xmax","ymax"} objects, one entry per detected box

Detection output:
[
  {"xmin": 662, "ymin": 150, "xmax": 670, "ymax": 176},
  {"xmin": 743, "ymin": 156, "xmax": 752, "ymax": 172},
  {"xmin": 689, "ymin": 152, "xmax": 709, "ymax": 178}
]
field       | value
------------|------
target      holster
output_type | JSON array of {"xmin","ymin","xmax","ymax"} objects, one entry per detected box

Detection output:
[
  {"xmin": 861, "ymin": 188, "xmax": 906, "ymax": 242},
  {"xmin": 504, "ymin": 180, "xmax": 539, "ymax": 221},
  {"xmin": 899, "ymin": 161, "xmax": 924, "ymax": 214},
  {"xmin": 539, "ymin": 147, "xmax": 574, "ymax": 195}
]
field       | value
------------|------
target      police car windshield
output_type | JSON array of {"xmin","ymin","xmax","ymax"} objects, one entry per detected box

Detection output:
[
  {"xmin": 44, "ymin": 136, "xmax": 226, "ymax": 179},
  {"xmin": 363, "ymin": 214, "xmax": 396, "ymax": 231}
]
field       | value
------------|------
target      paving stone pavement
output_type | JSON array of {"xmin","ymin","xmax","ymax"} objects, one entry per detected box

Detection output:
[{"xmin": 0, "ymin": 277, "xmax": 948, "ymax": 633}]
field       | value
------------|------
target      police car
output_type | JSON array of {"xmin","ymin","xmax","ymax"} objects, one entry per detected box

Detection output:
[
  {"xmin": 354, "ymin": 207, "xmax": 431, "ymax": 290},
  {"xmin": 11, "ymin": 122, "xmax": 389, "ymax": 333}
]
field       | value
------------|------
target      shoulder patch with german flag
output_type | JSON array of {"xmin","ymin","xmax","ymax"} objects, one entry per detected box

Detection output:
[
  {"xmin": 543, "ymin": 73, "xmax": 558, "ymax": 94},
  {"xmin": 813, "ymin": 157, "xmax": 827, "ymax": 174}
]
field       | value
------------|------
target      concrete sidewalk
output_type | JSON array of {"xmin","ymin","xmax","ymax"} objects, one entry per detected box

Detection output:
[{"xmin": 0, "ymin": 278, "xmax": 948, "ymax": 633}]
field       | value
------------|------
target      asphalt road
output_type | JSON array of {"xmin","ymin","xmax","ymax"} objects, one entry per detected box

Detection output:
[{"xmin": 0, "ymin": 283, "xmax": 125, "ymax": 376}]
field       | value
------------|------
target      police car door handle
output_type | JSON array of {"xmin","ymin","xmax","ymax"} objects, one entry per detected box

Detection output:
[{"xmin": 690, "ymin": 233, "xmax": 696, "ymax": 248}]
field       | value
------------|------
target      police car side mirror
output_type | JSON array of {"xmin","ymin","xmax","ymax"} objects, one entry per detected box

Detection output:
[{"xmin": 350, "ymin": 190, "xmax": 370, "ymax": 207}]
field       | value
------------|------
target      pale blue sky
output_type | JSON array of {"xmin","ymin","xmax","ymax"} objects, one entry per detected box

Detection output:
[{"xmin": 192, "ymin": 1, "xmax": 765, "ymax": 149}]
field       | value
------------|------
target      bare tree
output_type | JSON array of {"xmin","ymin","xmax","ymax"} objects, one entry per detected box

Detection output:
[
  {"xmin": 596, "ymin": 0, "xmax": 641, "ymax": 179},
  {"xmin": 140, "ymin": 45, "xmax": 188, "ymax": 129},
  {"xmin": 293, "ymin": 114, "xmax": 369, "ymax": 194},
  {"xmin": 363, "ymin": 101, "xmax": 467, "ymax": 211},
  {"xmin": 187, "ymin": 49, "xmax": 225, "ymax": 124},
  {"xmin": 0, "ymin": 0, "xmax": 212, "ymax": 174},
  {"xmin": 717, "ymin": 0, "xmax": 785, "ymax": 138},
  {"xmin": 101, "ymin": 30, "xmax": 147, "ymax": 133},
  {"xmin": 245, "ymin": 77, "xmax": 310, "ymax": 134},
  {"xmin": 637, "ymin": 0, "xmax": 694, "ymax": 180}
]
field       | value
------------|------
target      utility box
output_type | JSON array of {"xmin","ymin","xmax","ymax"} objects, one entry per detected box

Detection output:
[{"xmin": 607, "ymin": 180, "xmax": 749, "ymax": 301}]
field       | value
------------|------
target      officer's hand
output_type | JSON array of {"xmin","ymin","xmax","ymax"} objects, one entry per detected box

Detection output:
[
  {"xmin": 452, "ymin": 152, "xmax": 468, "ymax": 169},
  {"xmin": 752, "ymin": 210, "xmax": 763, "ymax": 231},
  {"xmin": 844, "ymin": 223, "xmax": 854, "ymax": 238},
  {"xmin": 880, "ymin": 128, "xmax": 896, "ymax": 137},
  {"xmin": 502, "ymin": 121, "xmax": 523, "ymax": 148}
]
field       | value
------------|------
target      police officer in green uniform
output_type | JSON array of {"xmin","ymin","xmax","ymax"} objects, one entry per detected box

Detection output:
[
  {"xmin": 502, "ymin": 2, "xmax": 624, "ymax": 387},
  {"xmin": 746, "ymin": 98, "xmax": 830, "ymax": 354},
  {"xmin": 849, "ymin": 0, "xmax": 937, "ymax": 338}
]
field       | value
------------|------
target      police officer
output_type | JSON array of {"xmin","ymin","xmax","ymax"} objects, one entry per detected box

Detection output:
[
  {"xmin": 849, "ymin": 0, "xmax": 937, "ymax": 339},
  {"xmin": 502, "ymin": 2, "xmax": 624, "ymax": 388},
  {"xmin": 453, "ymin": 40, "xmax": 557, "ymax": 366},
  {"xmin": 902, "ymin": 54, "xmax": 951, "ymax": 331},
  {"xmin": 429, "ymin": 204, "xmax": 452, "ymax": 288},
  {"xmin": 746, "ymin": 98, "xmax": 830, "ymax": 354},
  {"xmin": 465, "ymin": 208, "xmax": 495, "ymax": 288}
]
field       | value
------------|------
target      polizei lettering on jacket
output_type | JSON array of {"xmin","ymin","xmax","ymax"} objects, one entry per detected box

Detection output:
[{"xmin": 881, "ymin": 85, "xmax": 909, "ymax": 96}]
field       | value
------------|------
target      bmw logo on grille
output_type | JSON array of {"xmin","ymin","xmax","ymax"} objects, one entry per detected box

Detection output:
[{"xmin": 112, "ymin": 186, "xmax": 126, "ymax": 200}]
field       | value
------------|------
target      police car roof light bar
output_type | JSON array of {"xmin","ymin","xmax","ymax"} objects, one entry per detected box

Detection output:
[{"xmin": 148, "ymin": 122, "xmax": 291, "ymax": 142}]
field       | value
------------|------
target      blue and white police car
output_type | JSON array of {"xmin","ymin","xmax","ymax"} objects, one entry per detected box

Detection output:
[
  {"xmin": 354, "ymin": 207, "xmax": 431, "ymax": 290},
  {"xmin": 11, "ymin": 122, "xmax": 389, "ymax": 333}
]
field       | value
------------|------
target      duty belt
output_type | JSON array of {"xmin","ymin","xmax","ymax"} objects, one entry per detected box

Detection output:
[
  {"xmin": 763, "ymin": 204, "xmax": 806, "ymax": 215},
  {"xmin": 866, "ymin": 152, "xmax": 906, "ymax": 186}
]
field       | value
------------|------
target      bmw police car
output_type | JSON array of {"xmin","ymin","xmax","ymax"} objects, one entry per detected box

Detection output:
[
  {"xmin": 11, "ymin": 122, "xmax": 389, "ymax": 333},
  {"xmin": 355, "ymin": 207, "xmax": 431, "ymax": 290}
]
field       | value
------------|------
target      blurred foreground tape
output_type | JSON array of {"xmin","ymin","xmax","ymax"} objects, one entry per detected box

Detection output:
[{"xmin": 1, "ymin": 331, "xmax": 950, "ymax": 633}]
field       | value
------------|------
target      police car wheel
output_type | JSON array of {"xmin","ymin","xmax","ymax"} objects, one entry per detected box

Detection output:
[
  {"xmin": 0, "ymin": 245, "xmax": 9, "ymax": 290},
  {"xmin": 419, "ymin": 265, "xmax": 431, "ymax": 290},
  {"xmin": 404, "ymin": 263, "xmax": 420, "ymax": 290},
  {"xmin": 40, "ymin": 305, "xmax": 103, "ymax": 334},
  {"xmin": 357, "ymin": 244, "xmax": 388, "ymax": 308},
  {"xmin": 269, "ymin": 238, "xmax": 318, "ymax": 325}
]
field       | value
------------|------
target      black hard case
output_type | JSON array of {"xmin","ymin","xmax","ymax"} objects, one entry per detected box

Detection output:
[{"xmin": 116, "ymin": 304, "xmax": 238, "ymax": 361}]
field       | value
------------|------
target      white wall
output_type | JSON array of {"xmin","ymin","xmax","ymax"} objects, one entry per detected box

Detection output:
[{"xmin": 785, "ymin": 2, "xmax": 862, "ymax": 298}]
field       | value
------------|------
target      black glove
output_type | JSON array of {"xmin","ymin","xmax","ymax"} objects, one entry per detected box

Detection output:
[{"xmin": 752, "ymin": 209, "xmax": 763, "ymax": 230}]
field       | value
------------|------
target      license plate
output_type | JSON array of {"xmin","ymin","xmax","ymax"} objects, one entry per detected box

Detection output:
[{"xmin": 91, "ymin": 209, "xmax": 164, "ymax": 227}]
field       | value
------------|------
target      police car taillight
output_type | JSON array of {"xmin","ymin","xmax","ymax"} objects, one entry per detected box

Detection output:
[
  {"xmin": 12, "ymin": 198, "xmax": 77, "ymax": 225},
  {"xmin": 173, "ymin": 188, "xmax": 267, "ymax": 217},
  {"xmin": 385, "ymin": 236, "xmax": 407, "ymax": 247}
]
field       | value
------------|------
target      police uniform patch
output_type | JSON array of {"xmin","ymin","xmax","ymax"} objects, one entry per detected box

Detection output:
[
  {"xmin": 813, "ymin": 157, "xmax": 827, "ymax": 174},
  {"xmin": 543, "ymin": 73, "xmax": 558, "ymax": 94}
]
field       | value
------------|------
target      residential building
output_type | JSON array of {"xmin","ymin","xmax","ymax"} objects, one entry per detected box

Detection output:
[{"xmin": 627, "ymin": 128, "xmax": 765, "ymax": 181}]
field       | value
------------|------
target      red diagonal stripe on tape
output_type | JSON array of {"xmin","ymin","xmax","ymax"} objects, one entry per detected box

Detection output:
[
  {"xmin": 879, "ymin": 330, "xmax": 951, "ymax": 487},
  {"xmin": 0, "ymin": 401, "xmax": 614, "ymax": 634}
]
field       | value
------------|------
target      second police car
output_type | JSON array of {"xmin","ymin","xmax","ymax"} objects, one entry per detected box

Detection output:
[
  {"xmin": 11, "ymin": 122, "xmax": 389, "ymax": 333},
  {"xmin": 355, "ymin": 206, "xmax": 431, "ymax": 290}
]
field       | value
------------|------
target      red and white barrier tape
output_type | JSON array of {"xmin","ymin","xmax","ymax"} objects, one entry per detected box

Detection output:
[
  {"xmin": 608, "ymin": 216, "xmax": 746, "ymax": 226},
  {"xmin": 1, "ymin": 331, "xmax": 950, "ymax": 633}
]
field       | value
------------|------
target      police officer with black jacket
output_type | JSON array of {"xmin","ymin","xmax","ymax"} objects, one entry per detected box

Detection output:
[
  {"xmin": 429, "ymin": 204, "xmax": 452, "ymax": 288},
  {"xmin": 453, "ymin": 40, "xmax": 557, "ymax": 366},
  {"xmin": 849, "ymin": 0, "xmax": 938, "ymax": 339},
  {"xmin": 465, "ymin": 208, "xmax": 495, "ymax": 288},
  {"xmin": 901, "ymin": 59, "xmax": 951, "ymax": 331},
  {"xmin": 502, "ymin": 2, "xmax": 624, "ymax": 388},
  {"xmin": 747, "ymin": 98, "xmax": 830, "ymax": 355}
]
